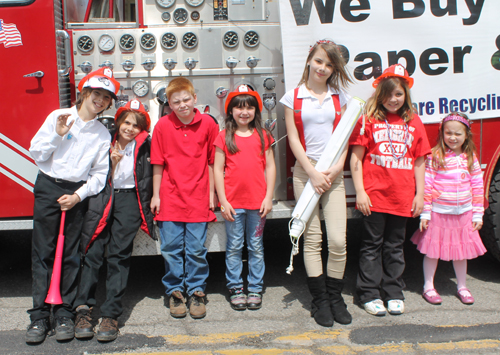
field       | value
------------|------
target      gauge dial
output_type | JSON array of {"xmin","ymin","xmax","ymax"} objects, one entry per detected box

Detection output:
[
  {"xmin": 161, "ymin": 11, "xmax": 171, "ymax": 21},
  {"xmin": 244, "ymin": 30, "xmax": 260, "ymax": 47},
  {"xmin": 140, "ymin": 33, "xmax": 156, "ymax": 50},
  {"xmin": 98, "ymin": 34, "xmax": 115, "ymax": 52},
  {"xmin": 223, "ymin": 31, "xmax": 238, "ymax": 48},
  {"xmin": 191, "ymin": 10, "xmax": 200, "ymax": 20},
  {"xmin": 182, "ymin": 32, "xmax": 198, "ymax": 49},
  {"xmin": 132, "ymin": 80, "xmax": 150, "ymax": 97},
  {"xmin": 77, "ymin": 35, "xmax": 94, "ymax": 53},
  {"xmin": 119, "ymin": 34, "xmax": 135, "ymax": 51},
  {"xmin": 186, "ymin": 0, "xmax": 204, "ymax": 7},
  {"xmin": 156, "ymin": 0, "xmax": 175, "ymax": 8},
  {"xmin": 161, "ymin": 33, "xmax": 177, "ymax": 50},
  {"xmin": 173, "ymin": 8, "xmax": 188, "ymax": 24}
]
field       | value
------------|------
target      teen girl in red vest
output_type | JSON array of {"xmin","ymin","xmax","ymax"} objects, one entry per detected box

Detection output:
[
  {"xmin": 73, "ymin": 100, "xmax": 155, "ymax": 342},
  {"xmin": 349, "ymin": 64, "xmax": 431, "ymax": 317},
  {"xmin": 279, "ymin": 39, "xmax": 353, "ymax": 327}
]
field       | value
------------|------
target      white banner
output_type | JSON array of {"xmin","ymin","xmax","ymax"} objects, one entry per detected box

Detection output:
[{"xmin": 279, "ymin": 0, "xmax": 500, "ymax": 123}]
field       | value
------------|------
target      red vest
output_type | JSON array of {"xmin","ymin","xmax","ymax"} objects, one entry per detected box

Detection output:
[{"xmin": 293, "ymin": 87, "xmax": 341, "ymax": 151}]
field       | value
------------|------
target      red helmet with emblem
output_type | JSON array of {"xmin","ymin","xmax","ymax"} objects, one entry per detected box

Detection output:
[
  {"xmin": 372, "ymin": 64, "xmax": 414, "ymax": 89},
  {"xmin": 77, "ymin": 67, "xmax": 120, "ymax": 99},
  {"xmin": 224, "ymin": 85, "xmax": 263, "ymax": 113}
]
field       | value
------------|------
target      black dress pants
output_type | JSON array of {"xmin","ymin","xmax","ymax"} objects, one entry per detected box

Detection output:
[{"xmin": 356, "ymin": 212, "xmax": 408, "ymax": 304}]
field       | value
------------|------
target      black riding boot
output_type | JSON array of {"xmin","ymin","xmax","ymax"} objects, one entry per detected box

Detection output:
[
  {"xmin": 306, "ymin": 275, "xmax": 334, "ymax": 327},
  {"xmin": 326, "ymin": 276, "xmax": 352, "ymax": 325}
]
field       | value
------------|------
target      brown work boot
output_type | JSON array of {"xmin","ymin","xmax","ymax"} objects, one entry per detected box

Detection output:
[
  {"xmin": 169, "ymin": 290, "xmax": 187, "ymax": 318},
  {"xmin": 74, "ymin": 305, "xmax": 94, "ymax": 339},
  {"xmin": 188, "ymin": 291, "xmax": 207, "ymax": 319},
  {"xmin": 96, "ymin": 317, "xmax": 119, "ymax": 342}
]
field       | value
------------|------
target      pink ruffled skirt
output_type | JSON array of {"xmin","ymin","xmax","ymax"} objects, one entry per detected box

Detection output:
[{"xmin": 411, "ymin": 210, "xmax": 486, "ymax": 261}]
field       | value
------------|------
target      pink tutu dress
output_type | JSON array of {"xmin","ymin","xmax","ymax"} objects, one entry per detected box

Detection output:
[{"xmin": 411, "ymin": 210, "xmax": 486, "ymax": 261}]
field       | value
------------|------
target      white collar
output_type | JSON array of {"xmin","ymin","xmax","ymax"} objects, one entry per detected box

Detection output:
[{"xmin": 297, "ymin": 84, "xmax": 339, "ymax": 100}]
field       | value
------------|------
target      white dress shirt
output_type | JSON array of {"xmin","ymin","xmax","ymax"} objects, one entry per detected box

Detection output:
[{"xmin": 113, "ymin": 140, "xmax": 136, "ymax": 189}]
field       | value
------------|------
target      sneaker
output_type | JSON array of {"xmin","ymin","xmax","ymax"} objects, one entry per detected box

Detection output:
[
  {"xmin": 74, "ymin": 305, "xmax": 94, "ymax": 339},
  {"xmin": 169, "ymin": 290, "xmax": 187, "ymax": 318},
  {"xmin": 96, "ymin": 317, "xmax": 119, "ymax": 342},
  {"xmin": 387, "ymin": 300, "xmax": 405, "ymax": 315},
  {"xmin": 247, "ymin": 292, "xmax": 263, "ymax": 310},
  {"xmin": 188, "ymin": 291, "xmax": 207, "ymax": 319},
  {"xmin": 25, "ymin": 318, "xmax": 50, "ymax": 343},
  {"xmin": 363, "ymin": 299, "xmax": 386, "ymax": 316},
  {"xmin": 55, "ymin": 316, "xmax": 75, "ymax": 341},
  {"xmin": 229, "ymin": 288, "xmax": 247, "ymax": 311}
]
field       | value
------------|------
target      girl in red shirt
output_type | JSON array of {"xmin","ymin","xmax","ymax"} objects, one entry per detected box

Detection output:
[
  {"xmin": 214, "ymin": 85, "xmax": 276, "ymax": 311},
  {"xmin": 350, "ymin": 64, "xmax": 431, "ymax": 317}
]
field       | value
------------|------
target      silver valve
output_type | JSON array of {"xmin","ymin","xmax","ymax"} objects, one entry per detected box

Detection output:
[
  {"xmin": 163, "ymin": 58, "xmax": 177, "ymax": 71},
  {"xmin": 121, "ymin": 60, "xmax": 135, "ymax": 72},
  {"xmin": 265, "ymin": 118, "xmax": 277, "ymax": 132},
  {"xmin": 141, "ymin": 59, "xmax": 156, "ymax": 71},
  {"xmin": 263, "ymin": 96, "xmax": 276, "ymax": 111},
  {"xmin": 246, "ymin": 56, "xmax": 261, "ymax": 69},
  {"xmin": 23, "ymin": 71, "xmax": 45, "ymax": 78},
  {"xmin": 77, "ymin": 61, "xmax": 93, "ymax": 74},
  {"xmin": 184, "ymin": 58, "xmax": 198, "ymax": 70},
  {"xmin": 215, "ymin": 86, "xmax": 229, "ymax": 99},
  {"xmin": 99, "ymin": 60, "xmax": 114, "ymax": 70},
  {"xmin": 226, "ymin": 56, "xmax": 240, "ymax": 69}
]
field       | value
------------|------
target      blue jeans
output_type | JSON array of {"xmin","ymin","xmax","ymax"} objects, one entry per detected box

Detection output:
[
  {"xmin": 158, "ymin": 221, "xmax": 209, "ymax": 296},
  {"xmin": 225, "ymin": 209, "xmax": 266, "ymax": 292}
]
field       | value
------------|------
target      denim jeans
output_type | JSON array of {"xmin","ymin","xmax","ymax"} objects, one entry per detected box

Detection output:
[
  {"xmin": 158, "ymin": 221, "xmax": 209, "ymax": 296},
  {"xmin": 225, "ymin": 209, "xmax": 266, "ymax": 293}
]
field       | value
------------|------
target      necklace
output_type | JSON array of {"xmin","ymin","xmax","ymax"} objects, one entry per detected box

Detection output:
[{"xmin": 384, "ymin": 118, "xmax": 409, "ymax": 161}]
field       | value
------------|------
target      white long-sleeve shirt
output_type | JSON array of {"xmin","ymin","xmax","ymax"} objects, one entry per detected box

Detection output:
[{"xmin": 29, "ymin": 106, "xmax": 110, "ymax": 201}]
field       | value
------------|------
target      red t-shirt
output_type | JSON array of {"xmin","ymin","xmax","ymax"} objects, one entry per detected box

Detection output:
[
  {"xmin": 214, "ymin": 129, "xmax": 274, "ymax": 210},
  {"xmin": 151, "ymin": 109, "xmax": 219, "ymax": 222},
  {"xmin": 349, "ymin": 113, "xmax": 431, "ymax": 217}
]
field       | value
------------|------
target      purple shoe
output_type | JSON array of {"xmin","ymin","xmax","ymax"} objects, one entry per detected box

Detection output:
[
  {"xmin": 457, "ymin": 288, "xmax": 474, "ymax": 304},
  {"xmin": 422, "ymin": 289, "xmax": 442, "ymax": 305}
]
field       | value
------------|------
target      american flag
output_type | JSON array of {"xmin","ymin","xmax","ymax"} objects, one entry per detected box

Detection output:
[{"xmin": 0, "ymin": 19, "xmax": 23, "ymax": 48}]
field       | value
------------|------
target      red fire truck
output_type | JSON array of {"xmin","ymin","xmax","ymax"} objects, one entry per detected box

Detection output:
[{"xmin": 1, "ymin": 0, "xmax": 500, "ymax": 260}]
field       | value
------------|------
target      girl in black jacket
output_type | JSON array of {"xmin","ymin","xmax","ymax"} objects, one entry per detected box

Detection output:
[{"xmin": 74, "ymin": 100, "xmax": 155, "ymax": 342}]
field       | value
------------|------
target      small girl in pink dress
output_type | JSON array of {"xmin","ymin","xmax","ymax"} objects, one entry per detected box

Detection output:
[{"xmin": 411, "ymin": 112, "xmax": 486, "ymax": 305}]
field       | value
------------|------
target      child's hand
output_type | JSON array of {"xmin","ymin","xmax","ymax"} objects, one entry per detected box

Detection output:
[
  {"xmin": 473, "ymin": 221, "xmax": 483, "ymax": 231},
  {"xmin": 324, "ymin": 166, "xmax": 342, "ymax": 184},
  {"xmin": 151, "ymin": 196, "xmax": 160, "ymax": 215},
  {"xmin": 57, "ymin": 193, "xmax": 80, "ymax": 211},
  {"xmin": 56, "ymin": 114, "xmax": 74, "ymax": 137},
  {"xmin": 210, "ymin": 191, "xmax": 219, "ymax": 211},
  {"xmin": 411, "ymin": 195, "xmax": 424, "ymax": 218},
  {"xmin": 259, "ymin": 197, "xmax": 273, "ymax": 218},
  {"xmin": 356, "ymin": 191, "xmax": 372, "ymax": 216},
  {"xmin": 310, "ymin": 170, "xmax": 332, "ymax": 195},
  {"xmin": 110, "ymin": 142, "xmax": 123, "ymax": 167},
  {"xmin": 419, "ymin": 219, "xmax": 429, "ymax": 231},
  {"xmin": 221, "ymin": 201, "xmax": 236, "ymax": 222}
]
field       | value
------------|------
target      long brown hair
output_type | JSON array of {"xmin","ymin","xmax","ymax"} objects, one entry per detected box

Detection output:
[
  {"xmin": 431, "ymin": 112, "xmax": 477, "ymax": 172},
  {"xmin": 364, "ymin": 77, "xmax": 415, "ymax": 123},
  {"xmin": 224, "ymin": 94, "xmax": 271, "ymax": 155},
  {"xmin": 298, "ymin": 40, "xmax": 353, "ymax": 92}
]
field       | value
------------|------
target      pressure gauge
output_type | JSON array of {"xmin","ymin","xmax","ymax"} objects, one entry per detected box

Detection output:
[
  {"xmin": 223, "ymin": 31, "xmax": 239, "ymax": 48},
  {"xmin": 244, "ymin": 30, "xmax": 260, "ymax": 47},
  {"xmin": 77, "ymin": 35, "xmax": 94, "ymax": 53},
  {"xmin": 140, "ymin": 33, "xmax": 156, "ymax": 50},
  {"xmin": 191, "ymin": 10, "xmax": 200, "ymax": 20},
  {"xmin": 119, "ymin": 34, "xmax": 135, "ymax": 51},
  {"xmin": 185, "ymin": 0, "xmax": 204, "ymax": 7},
  {"xmin": 132, "ymin": 80, "xmax": 149, "ymax": 97},
  {"xmin": 161, "ymin": 11, "xmax": 171, "ymax": 21},
  {"xmin": 98, "ymin": 34, "xmax": 115, "ymax": 52},
  {"xmin": 173, "ymin": 8, "xmax": 189, "ymax": 24},
  {"xmin": 161, "ymin": 33, "xmax": 177, "ymax": 50},
  {"xmin": 182, "ymin": 32, "xmax": 198, "ymax": 49},
  {"xmin": 156, "ymin": 0, "xmax": 175, "ymax": 8}
]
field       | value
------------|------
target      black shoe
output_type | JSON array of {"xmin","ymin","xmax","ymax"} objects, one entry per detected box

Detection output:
[
  {"xmin": 55, "ymin": 316, "xmax": 75, "ymax": 341},
  {"xmin": 96, "ymin": 317, "xmax": 119, "ymax": 342},
  {"xmin": 307, "ymin": 275, "xmax": 334, "ymax": 327},
  {"xmin": 26, "ymin": 318, "xmax": 50, "ymax": 343},
  {"xmin": 326, "ymin": 277, "xmax": 352, "ymax": 325},
  {"xmin": 75, "ymin": 305, "xmax": 94, "ymax": 339}
]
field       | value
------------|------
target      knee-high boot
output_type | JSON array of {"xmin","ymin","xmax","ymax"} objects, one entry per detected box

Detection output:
[
  {"xmin": 306, "ymin": 275, "xmax": 334, "ymax": 327},
  {"xmin": 326, "ymin": 276, "xmax": 352, "ymax": 325}
]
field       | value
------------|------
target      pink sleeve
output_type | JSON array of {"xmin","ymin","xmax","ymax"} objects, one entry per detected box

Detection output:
[
  {"xmin": 413, "ymin": 116, "xmax": 432, "ymax": 158},
  {"xmin": 470, "ymin": 155, "xmax": 484, "ymax": 221},
  {"xmin": 421, "ymin": 155, "xmax": 437, "ymax": 220},
  {"xmin": 207, "ymin": 120, "xmax": 219, "ymax": 165},
  {"xmin": 150, "ymin": 120, "xmax": 165, "ymax": 165},
  {"xmin": 349, "ymin": 116, "xmax": 369, "ymax": 147},
  {"xmin": 213, "ymin": 131, "xmax": 226, "ymax": 150}
]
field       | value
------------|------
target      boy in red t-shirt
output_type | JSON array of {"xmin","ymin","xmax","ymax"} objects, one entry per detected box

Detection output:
[{"xmin": 150, "ymin": 77, "xmax": 219, "ymax": 319}]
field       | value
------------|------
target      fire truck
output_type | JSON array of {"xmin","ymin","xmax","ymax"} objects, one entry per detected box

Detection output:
[{"xmin": 1, "ymin": 0, "xmax": 500, "ymax": 261}]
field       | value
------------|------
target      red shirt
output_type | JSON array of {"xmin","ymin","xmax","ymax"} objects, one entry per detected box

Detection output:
[
  {"xmin": 214, "ymin": 129, "xmax": 274, "ymax": 210},
  {"xmin": 151, "ymin": 109, "xmax": 219, "ymax": 222},
  {"xmin": 349, "ymin": 113, "xmax": 431, "ymax": 217}
]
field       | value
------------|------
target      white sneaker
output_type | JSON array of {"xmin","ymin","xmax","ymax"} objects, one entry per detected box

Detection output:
[
  {"xmin": 363, "ymin": 299, "xmax": 386, "ymax": 316},
  {"xmin": 387, "ymin": 300, "xmax": 405, "ymax": 315}
]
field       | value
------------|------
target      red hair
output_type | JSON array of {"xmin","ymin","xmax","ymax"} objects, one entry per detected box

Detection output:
[{"xmin": 166, "ymin": 77, "xmax": 195, "ymax": 100}]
